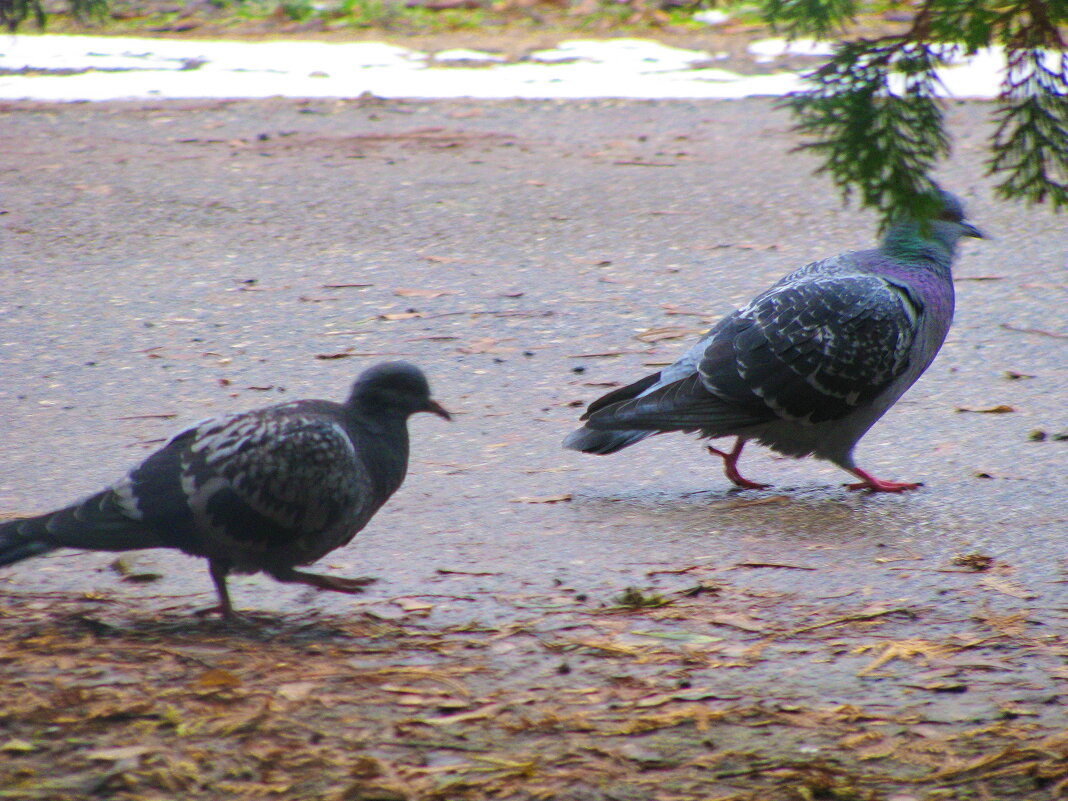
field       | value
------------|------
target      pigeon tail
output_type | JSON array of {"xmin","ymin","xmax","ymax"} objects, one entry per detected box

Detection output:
[
  {"xmin": 0, "ymin": 489, "xmax": 162, "ymax": 566},
  {"xmin": 0, "ymin": 519, "xmax": 56, "ymax": 566},
  {"xmin": 563, "ymin": 427, "xmax": 652, "ymax": 455}
]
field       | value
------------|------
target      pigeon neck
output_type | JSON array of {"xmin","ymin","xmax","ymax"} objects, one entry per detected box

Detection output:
[
  {"xmin": 346, "ymin": 403, "xmax": 412, "ymax": 497},
  {"xmin": 881, "ymin": 220, "xmax": 957, "ymax": 268},
  {"xmin": 346, "ymin": 398, "xmax": 412, "ymax": 435}
]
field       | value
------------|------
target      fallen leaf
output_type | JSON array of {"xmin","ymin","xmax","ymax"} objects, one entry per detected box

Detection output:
[
  {"xmin": 379, "ymin": 312, "xmax": 425, "ymax": 321},
  {"xmin": 635, "ymin": 687, "xmax": 729, "ymax": 707},
  {"xmin": 635, "ymin": 326, "xmax": 705, "ymax": 343},
  {"xmin": 569, "ymin": 350, "xmax": 648, "ymax": 358},
  {"xmin": 277, "ymin": 682, "xmax": 317, "ymax": 701},
  {"xmin": 999, "ymin": 323, "xmax": 1068, "ymax": 338},
  {"xmin": 317, "ymin": 351, "xmax": 355, "ymax": 360},
  {"xmin": 980, "ymin": 576, "xmax": 1037, "ymax": 599},
  {"xmin": 416, "ymin": 703, "xmax": 503, "ymax": 726},
  {"xmin": 950, "ymin": 553, "xmax": 994, "ymax": 571},
  {"xmin": 87, "ymin": 745, "xmax": 154, "ymax": 761},
  {"xmin": 733, "ymin": 561, "xmax": 816, "ymax": 570},
  {"xmin": 855, "ymin": 639, "xmax": 955, "ymax": 676},
  {"xmin": 0, "ymin": 739, "xmax": 37, "ymax": 753},
  {"xmin": 394, "ymin": 288, "xmax": 456, "ymax": 298},
  {"xmin": 509, "ymin": 494, "xmax": 572, "ymax": 504},
  {"xmin": 956, "ymin": 404, "xmax": 1015, "ymax": 414},
  {"xmin": 661, "ymin": 303, "xmax": 713, "ymax": 318},
  {"xmin": 457, "ymin": 337, "xmax": 517, "ymax": 354},
  {"xmin": 707, "ymin": 613, "xmax": 766, "ymax": 633},
  {"xmin": 394, "ymin": 598, "xmax": 434, "ymax": 613},
  {"xmin": 631, "ymin": 630, "xmax": 722, "ymax": 645},
  {"xmin": 197, "ymin": 668, "xmax": 241, "ymax": 688}
]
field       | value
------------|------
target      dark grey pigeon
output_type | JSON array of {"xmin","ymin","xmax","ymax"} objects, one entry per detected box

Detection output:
[
  {"xmin": 565, "ymin": 189, "xmax": 983, "ymax": 492},
  {"xmin": 0, "ymin": 362, "xmax": 451, "ymax": 617}
]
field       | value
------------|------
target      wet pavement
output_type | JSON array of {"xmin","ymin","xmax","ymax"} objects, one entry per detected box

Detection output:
[{"xmin": 1, "ymin": 97, "xmax": 1067, "ymax": 795}]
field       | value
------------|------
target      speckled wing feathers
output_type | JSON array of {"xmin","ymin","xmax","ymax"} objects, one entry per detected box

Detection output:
[
  {"xmin": 115, "ymin": 403, "xmax": 371, "ymax": 564},
  {"xmin": 712, "ymin": 272, "xmax": 920, "ymax": 424},
  {"xmin": 584, "ymin": 261, "xmax": 922, "ymax": 433}
]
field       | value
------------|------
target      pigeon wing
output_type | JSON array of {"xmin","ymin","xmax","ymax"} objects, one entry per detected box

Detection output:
[
  {"xmin": 120, "ymin": 408, "xmax": 368, "ymax": 555},
  {"xmin": 585, "ymin": 272, "xmax": 921, "ymax": 431},
  {"xmin": 703, "ymin": 273, "xmax": 922, "ymax": 424}
]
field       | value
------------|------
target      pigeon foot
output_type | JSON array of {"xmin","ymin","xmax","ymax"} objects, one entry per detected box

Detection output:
[
  {"xmin": 273, "ymin": 568, "xmax": 379, "ymax": 595},
  {"xmin": 707, "ymin": 439, "xmax": 770, "ymax": 490},
  {"xmin": 846, "ymin": 468, "xmax": 923, "ymax": 493}
]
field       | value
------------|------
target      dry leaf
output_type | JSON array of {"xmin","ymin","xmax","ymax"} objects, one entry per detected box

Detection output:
[
  {"xmin": 277, "ymin": 682, "xmax": 317, "ymax": 701},
  {"xmin": 316, "ymin": 351, "xmax": 355, "ymax": 360},
  {"xmin": 999, "ymin": 323, "xmax": 1068, "ymax": 338},
  {"xmin": 661, "ymin": 303, "xmax": 713, "ymax": 318},
  {"xmin": 707, "ymin": 613, "xmax": 766, "ymax": 632},
  {"xmin": 197, "ymin": 668, "xmax": 241, "ymax": 688},
  {"xmin": 854, "ymin": 640, "xmax": 954, "ymax": 676},
  {"xmin": 379, "ymin": 312, "xmax": 425, "ymax": 321},
  {"xmin": 394, "ymin": 288, "xmax": 456, "ymax": 298},
  {"xmin": 393, "ymin": 598, "xmax": 434, "ymax": 613},
  {"xmin": 0, "ymin": 739, "xmax": 37, "ymax": 753},
  {"xmin": 635, "ymin": 326, "xmax": 704, "ymax": 343},
  {"xmin": 509, "ymin": 494, "xmax": 573, "ymax": 504},
  {"xmin": 956, "ymin": 404, "xmax": 1015, "ymax": 414},
  {"xmin": 635, "ymin": 687, "xmax": 725, "ymax": 708},
  {"xmin": 457, "ymin": 337, "xmax": 517, "ymax": 355},
  {"xmin": 980, "ymin": 576, "xmax": 1037, "ymax": 599},
  {"xmin": 87, "ymin": 745, "xmax": 154, "ymax": 761},
  {"xmin": 733, "ymin": 560, "xmax": 816, "ymax": 571},
  {"xmin": 569, "ymin": 350, "xmax": 648, "ymax": 358},
  {"xmin": 417, "ymin": 703, "xmax": 503, "ymax": 726}
]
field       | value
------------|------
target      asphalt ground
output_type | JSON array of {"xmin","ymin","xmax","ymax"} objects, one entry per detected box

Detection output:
[{"xmin": 1, "ymin": 96, "xmax": 1067, "ymax": 799}]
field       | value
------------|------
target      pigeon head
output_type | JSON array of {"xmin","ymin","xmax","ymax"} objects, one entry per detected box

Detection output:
[
  {"xmin": 884, "ymin": 188, "xmax": 984, "ymax": 263},
  {"xmin": 930, "ymin": 189, "xmax": 984, "ymax": 241},
  {"xmin": 348, "ymin": 362, "xmax": 451, "ymax": 420}
]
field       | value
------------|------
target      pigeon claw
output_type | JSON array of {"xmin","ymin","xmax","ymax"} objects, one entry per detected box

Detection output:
[
  {"xmin": 272, "ymin": 567, "xmax": 379, "ymax": 595},
  {"xmin": 707, "ymin": 439, "xmax": 771, "ymax": 490},
  {"xmin": 846, "ymin": 468, "xmax": 923, "ymax": 493}
]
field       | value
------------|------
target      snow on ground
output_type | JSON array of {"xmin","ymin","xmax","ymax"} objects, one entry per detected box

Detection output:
[{"xmin": 0, "ymin": 34, "xmax": 1010, "ymax": 101}]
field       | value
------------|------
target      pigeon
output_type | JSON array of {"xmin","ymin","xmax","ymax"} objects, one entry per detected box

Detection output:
[
  {"xmin": 0, "ymin": 361, "xmax": 451, "ymax": 617},
  {"xmin": 565, "ymin": 189, "xmax": 983, "ymax": 492}
]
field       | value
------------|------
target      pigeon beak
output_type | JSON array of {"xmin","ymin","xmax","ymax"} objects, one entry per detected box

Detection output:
[
  {"xmin": 424, "ymin": 399, "xmax": 452, "ymax": 421},
  {"xmin": 962, "ymin": 222, "xmax": 985, "ymax": 239}
]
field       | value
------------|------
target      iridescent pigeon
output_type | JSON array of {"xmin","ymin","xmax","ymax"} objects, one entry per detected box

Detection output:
[
  {"xmin": 0, "ymin": 362, "xmax": 451, "ymax": 617},
  {"xmin": 565, "ymin": 189, "xmax": 983, "ymax": 492}
]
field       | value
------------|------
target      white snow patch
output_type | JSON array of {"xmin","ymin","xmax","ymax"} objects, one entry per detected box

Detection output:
[
  {"xmin": 433, "ymin": 48, "xmax": 506, "ymax": 63},
  {"xmin": 0, "ymin": 34, "xmax": 1012, "ymax": 101},
  {"xmin": 692, "ymin": 9, "xmax": 730, "ymax": 26},
  {"xmin": 747, "ymin": 37, "xmax": 834, "ymax": 61}
]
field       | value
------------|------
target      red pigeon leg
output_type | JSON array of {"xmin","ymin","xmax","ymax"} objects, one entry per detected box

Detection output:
[
  {"xmin": 846, "ymin": 467, "xmax": 923, "ymax": 493},
  {"xmin": 707, "ymin": 438, "xmax": 770, "ymax": 490}
]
